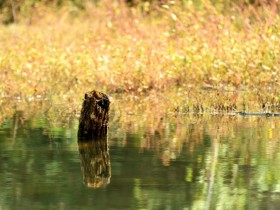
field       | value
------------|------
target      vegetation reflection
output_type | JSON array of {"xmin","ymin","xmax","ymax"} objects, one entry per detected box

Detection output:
[{"xmin": 1, "ymin": 107, "xmax": 280, "ymax": 209}]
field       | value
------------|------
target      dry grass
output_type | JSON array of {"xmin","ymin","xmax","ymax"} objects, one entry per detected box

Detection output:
[{"xmin": 0, "ymin": 0, "xmax": 280, "ymax": 123}]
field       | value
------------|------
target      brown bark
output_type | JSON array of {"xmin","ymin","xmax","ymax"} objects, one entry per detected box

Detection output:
[{"xmin": 78, "ymin": 90, "xmax": 110, "ymax": 141}]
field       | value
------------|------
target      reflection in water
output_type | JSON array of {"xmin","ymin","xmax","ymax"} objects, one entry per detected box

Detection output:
[
  {"xmin": 78, "ymin": 139, "xmax": 111, "ymax": 188},
  {"xmin": 2, "ymin": 108, "xmax": 280, "ymax": 209}
]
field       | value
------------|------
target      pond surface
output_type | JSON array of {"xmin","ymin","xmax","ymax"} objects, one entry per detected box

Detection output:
[{"xmin": 1, "ymin": 109, "xmax": 280, "ymax": 210}]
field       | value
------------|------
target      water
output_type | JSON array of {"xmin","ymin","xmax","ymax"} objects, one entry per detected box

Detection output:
[{"xmin": 1, "ymin": 110, "xmax": 280, "ymax": 210}]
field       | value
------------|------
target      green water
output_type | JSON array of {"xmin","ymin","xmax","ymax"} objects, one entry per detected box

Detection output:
[{"xmin": 1, "ymin": 110, "xmax": 280, "ymax": 210}]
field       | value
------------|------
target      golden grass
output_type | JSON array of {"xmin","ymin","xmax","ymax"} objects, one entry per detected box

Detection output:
[{"xmin": 0, "ymin": 0, "xmax": 280, "ymax": 122}]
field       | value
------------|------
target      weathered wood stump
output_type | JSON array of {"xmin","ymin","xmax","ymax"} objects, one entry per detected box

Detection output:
[
  {"xmin": 78, "ymin": 90, "xmax": 110, "ymax": 141},
  {"xmin": 78, "ymin": 90, "xmax": 111, "ymax": 188},
  {"xmin": 78, "ymin": 140, "xmax": 111, "ymax": 188}
]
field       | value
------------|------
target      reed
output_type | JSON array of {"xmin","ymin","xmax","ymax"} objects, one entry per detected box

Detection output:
[{"xmin": 0, "ymin": 0, "xmax": 279, "ymax": 116}]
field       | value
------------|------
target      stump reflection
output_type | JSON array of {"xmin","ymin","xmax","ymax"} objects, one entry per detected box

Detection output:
[{"xmin": 78, "ymin": 139, "xmax": 111, "ymax": 188}]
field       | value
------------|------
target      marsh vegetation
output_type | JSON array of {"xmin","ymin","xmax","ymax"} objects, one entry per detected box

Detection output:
[
  {"xmin": 1, "ymin": 0, "xmax": 280, "ymax": 124},
  {"xmin": 1, "ymin": 1, "xmax": 280, "ymax": 209}
]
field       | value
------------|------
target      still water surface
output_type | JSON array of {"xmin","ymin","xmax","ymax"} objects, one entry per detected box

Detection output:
[{"xmin": 1, "ymin": 110, "xmax": 280, "ymax": 210}]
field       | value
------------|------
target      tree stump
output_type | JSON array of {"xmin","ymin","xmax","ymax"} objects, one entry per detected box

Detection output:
[
  {"xmin": 78, "ymin": 90, "xmax": 110, "ymax": 141},
  {"xmin": 78, "ymin": 140, "xmax": 111, "ymax": 188}
]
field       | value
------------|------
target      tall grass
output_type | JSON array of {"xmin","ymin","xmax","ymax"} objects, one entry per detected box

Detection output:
[{"xmin": 0, "ymin": 0, "xmax": 280, "ymax": 119}]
